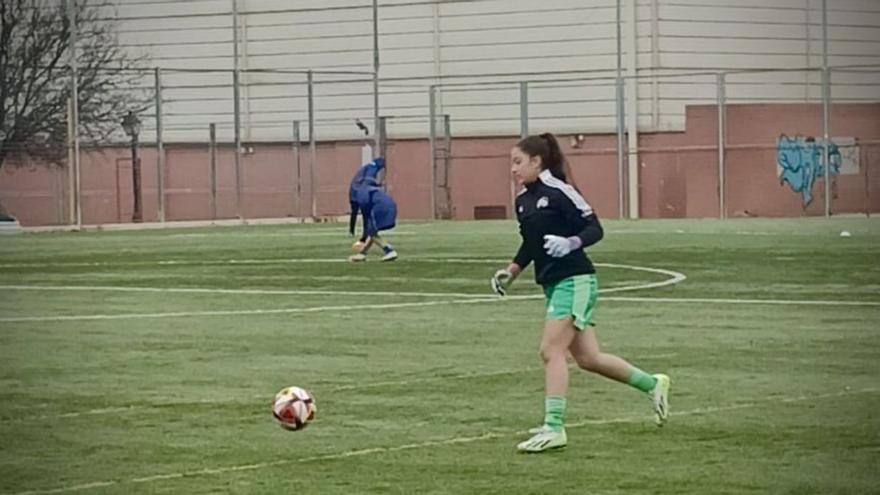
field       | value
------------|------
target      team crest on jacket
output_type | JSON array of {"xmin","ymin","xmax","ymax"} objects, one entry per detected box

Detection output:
[{"xmin": 536, "ymin": 196, "xmax": 549, "ymax": 209}]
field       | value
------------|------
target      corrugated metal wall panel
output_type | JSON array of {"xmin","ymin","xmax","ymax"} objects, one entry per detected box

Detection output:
[{"xmin": 100, "ymin": 0, "xmax": 879, "ymax": 141}]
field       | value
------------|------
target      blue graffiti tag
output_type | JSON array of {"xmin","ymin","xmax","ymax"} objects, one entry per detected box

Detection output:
[{"xmin": 776, "ymin": 135, "xmax": 841, "ymax": 206}]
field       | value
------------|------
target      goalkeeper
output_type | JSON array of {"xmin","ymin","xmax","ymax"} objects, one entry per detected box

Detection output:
[
  {"xmin": 348, "ymin": 157, "xmax": 398, "ymax": 262},
  {"xmin": 491, "ymin": 133, "xmax": 670, "ymax": 453}
]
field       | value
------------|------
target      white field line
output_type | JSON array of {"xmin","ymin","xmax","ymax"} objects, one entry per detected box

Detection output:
[
  {"xmin": 0, "ymin": 297, "xmax": 521, "ymax": 323},
  {"xmin": 0, "ymin": 259, "xmax": 340, "ymax": 269},
  {"xmin": 603, "ymin": 296, "xmax": 880, "ymax": 307},
  {"xmin": 102, "ymin": 229, "xmax": 833, "ymax": 239},
  {"xmin": 0, "ymin": 263, "xmax": 685, "ymax": 323},
  {"xmin": 0, "ymin": 285, "xmax": 496, "ymax": 299},
  {"xmin": 0, "ymin": 367, "xmax": 546, "ymax": 424},
  {"xmin": 3, "ymin": 356, "xmax": 684, "ymax": 425},
  {"xmin": 0, "ymin": 367, "xmax": 545, "ymax": 424},
  {"xmin": 0, "ymin": 264, "xmax": 684, "ymax": 296},
  {"xmin": 164, "ymin": 231, "xmax": 419, "ymax": 239},
  {"xmin": 152, "ymin": 229, "xmax": 716, "ymax": 239},
  {"xmin": 0, "ymin": 257, "xmax": 614, "ymax": 269},
  {"xmin": 10, "ymin": 386, "xmax": 878, "ymax": 495},
  {"xmin": 41, "ymin": 273, "xmax": 503, "ymax": 286},
  {"xmin": 6, "ymin": 272, "xmax": 661, "ymax": 289},
  {"xmin": 601, "ymin": 230, "xmax": 863, "ymax": 237},
  {"xmin": 0, "ymin": 257, "xmax": 515, "ymax": 269},
  {"xmin": 5, "ymin": 230, "xmax": 417, "ymax": 242},
  {"xmin": 594, "ymin": 263, "xmax": 686, "ymax": 293}
]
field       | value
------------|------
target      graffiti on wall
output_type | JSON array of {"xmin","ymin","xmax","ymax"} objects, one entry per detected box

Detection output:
[{"xmin": 776, "ymin": 135, "xmax": 860, "ymax": 206}]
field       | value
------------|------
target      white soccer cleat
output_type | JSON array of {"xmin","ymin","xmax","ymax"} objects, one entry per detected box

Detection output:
[
  {"xmin": 527, "ymin": 424, "xmax": 555, "ymax": 435},
  {"xmin": 381, "ymin": 250, "xmax": 398, "ymax": 262},
  {"xmin": 649, "ymin": 373, "xmax": 671, "ymax": 426},
  {"xmin": 348, "ymin": 253, "xmax": 367, "ymax": 263},
  {"xmin": 517, "ymin": 428, "xmax": 567, "ymax": 453}
]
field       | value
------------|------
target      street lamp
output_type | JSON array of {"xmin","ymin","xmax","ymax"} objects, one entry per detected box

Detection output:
[{"xmin": 121, "ymin": 110, "xmax": 143, "ymax": 223}]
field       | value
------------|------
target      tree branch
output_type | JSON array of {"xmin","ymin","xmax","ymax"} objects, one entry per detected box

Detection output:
[{"xmin": 1, "ymin": 0, "xmax": 148, "ymax": 169}]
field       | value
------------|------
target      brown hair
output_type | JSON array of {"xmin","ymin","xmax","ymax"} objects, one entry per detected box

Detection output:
[{"xmin": 515, "ymin": 133, "xmax": 577, "ymax": 189}]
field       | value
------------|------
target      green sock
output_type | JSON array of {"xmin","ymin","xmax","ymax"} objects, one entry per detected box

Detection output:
[
  {"xmin": 543, "ymin": 396, "xmax": 566, "ymax": 431},
  {"xmin": 626, "ymin": 368, "xmax": 658, "ymax": 393}
]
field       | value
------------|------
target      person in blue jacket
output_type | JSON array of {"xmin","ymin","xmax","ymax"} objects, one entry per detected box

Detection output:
[{"xmin": 349, "ymin": 157, "xmax": 398, "ymax": 262}]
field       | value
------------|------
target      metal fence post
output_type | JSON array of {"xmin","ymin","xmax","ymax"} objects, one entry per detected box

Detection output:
[
  {"xmin": 377, "ymin": 116, "xmax": 387, "ymax": 159},
  {"xmin": 822, "ymin": 69, "xmax": 832, "ymax": 217},
  {"xmin": 442, "ymin": 114, "xmax": 451, "ymax": 220},
  {"xmin": 428, "ymin": 85, "xmax": 437, "ymax": 220},
  {"xmin": 232, "ymin": 0, "xmax": 243, "ymax": 220},
  {"xmin": 519, "ymin": 81, "xmax": 529, "ymax": 139},
  {"xmin": 615, "ymin": 76, "xmax": 625, "ymax": 219},
  {"xmin": 616, "ymin": 0, "xmax": 622, "ymax": 80},
  {"xmin": 154, "ymin": 67, "xmax": 165, "ymax": 222},
  {"xmin": 616, "ymin": 0, "xmax": 625, "ymax": 218},
  {"xmin": 717, "ymin": 72, "xmax": 726, "ymax": 219},
  {"xmin": 67, "ymin": 0, "xmax": 81, "ymax": 228},
  {"xmin": 650, "ymin": 0, "xmax": 660, "ymax": 129},
  {"xmin": 516, "ymin": 81, "xmax": 528, "ymax": 217},
  {"xmin": 130, "ymin": 124, "xmax": 143, "ymax": 223},
  {"xmin": 292, "ymin": 120, "xmax": 301, "ymax": 218},
  {"xmin": 822, "ymin": 0, "xmax": 831, "ymax": 217},
  {"xmin": 209, "ymin": 123, "xmax": 217, "ymax": 219},
  {"xmin": 624, "ymin": 0, "xmax": 640, "ymax": 219},
  {"xmin": 307, "ymin": 70, "xmax": 317, "ymax": 218},
  {"xmin": 443, "ymin": 114, "xmax": 451, "ymax": 167},
  {"xmin": 372, "ymin": 0, "xmax": 380, "ymax": 159},
  {"xmin": 66, "ymin": 97, "xmax": 75, "ymax": 226}
]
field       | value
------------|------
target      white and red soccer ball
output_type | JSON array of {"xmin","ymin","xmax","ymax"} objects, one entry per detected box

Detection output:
[{"xmin": 272, "ymin": 386, "xmax": 316, "ymax": 431}]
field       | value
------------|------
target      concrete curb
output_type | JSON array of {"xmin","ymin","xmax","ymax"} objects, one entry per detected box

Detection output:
[{"xmin": 19, "ymin": 216, "xmax": 348, "ymax": 234}]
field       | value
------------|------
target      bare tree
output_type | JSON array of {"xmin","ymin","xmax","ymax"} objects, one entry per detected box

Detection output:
[{"xmin": 0, "ymin": 0, "xmax": 146, "ymax": 174}]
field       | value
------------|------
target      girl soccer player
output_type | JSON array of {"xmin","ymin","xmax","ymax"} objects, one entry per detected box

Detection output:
[{"xmin": 491, "ymin": 133, "xmax": 670, "ymax": 453}]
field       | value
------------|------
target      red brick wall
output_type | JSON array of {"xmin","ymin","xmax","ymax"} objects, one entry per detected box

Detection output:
[{"xmin": 2, "ymin": 103, "xmax": 877, "ymax": 226}]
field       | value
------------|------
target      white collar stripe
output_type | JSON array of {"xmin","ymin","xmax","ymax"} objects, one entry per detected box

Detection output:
[{"xmin": 538, "ymin": 170, "xmax": 593, "ymax": 215}]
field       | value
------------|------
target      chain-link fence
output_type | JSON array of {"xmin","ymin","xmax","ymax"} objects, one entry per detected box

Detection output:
[
  {"xmin": 828, "ymin": 67, "xmax": 880, "ymax": 217},
  {"xmin": 2, "ymin": 0, "xmax": 879, "ymax": 226},
  {"xmin": 425, "ymin": 66, "xmax": 880, "ymax": 220},
  {"xmin": 0, "ymin": 0, "xmax": 385, "ymax": 227},
  {"xmin": 3, "ymin": 67, "xmax": 381, "ymax": 226}
]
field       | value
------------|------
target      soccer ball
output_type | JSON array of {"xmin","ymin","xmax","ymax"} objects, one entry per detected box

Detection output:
[{"xmin": 272, "ymin": 386, "xmax": 316, "ymax": 431}]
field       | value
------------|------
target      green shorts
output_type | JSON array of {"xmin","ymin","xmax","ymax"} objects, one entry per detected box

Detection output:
[{"xmin": 543, "ymin": 274, "xmax": 599, "ymax": 330}]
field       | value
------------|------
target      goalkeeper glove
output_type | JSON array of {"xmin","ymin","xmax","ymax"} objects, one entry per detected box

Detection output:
[
  {"xmin": 491, "ymin": 269, "xmax": 514, "ymax": 296},
  {"xmin": 543, "ymin": 235, "xmax": 582, "ymax": 258}
]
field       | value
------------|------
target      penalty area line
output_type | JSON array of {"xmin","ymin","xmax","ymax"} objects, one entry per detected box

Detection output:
[
  {"xmin": 0, "ymin": 263, "xmax": 687, "ymax": 323},
  {"xmin": 1, "ymin": 355, "xmax": 683, "ymax": 425},
  {"xmin": 602, "ymin": 296, "xmax": 880, "ymax": 307},
  {"xmin": 11, "ymin": 387, "xmax": 878, "ymax": 495}
]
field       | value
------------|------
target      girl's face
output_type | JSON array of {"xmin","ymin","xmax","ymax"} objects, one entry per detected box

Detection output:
[{"xmin": 510, "ymin": 146, "xmax": 542, "ymax": 186}]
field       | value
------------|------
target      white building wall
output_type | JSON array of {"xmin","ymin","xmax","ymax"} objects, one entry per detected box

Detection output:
[{"xmin": 108, "ymin": 0, "xmax": 880, "ymax": 142}]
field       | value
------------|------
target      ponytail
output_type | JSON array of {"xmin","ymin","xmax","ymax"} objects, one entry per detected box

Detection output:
[
  {"xmin": 517, "ymin": 132, "xmax": 578, "ymax": 190},
  {"xmin": 539, "ymin": 133, "xmax": 567, "ymax": 182}
]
